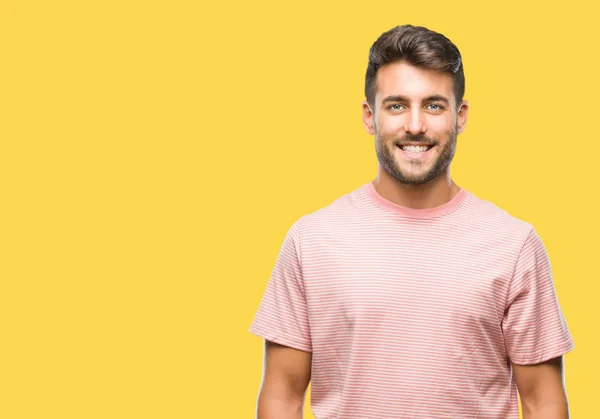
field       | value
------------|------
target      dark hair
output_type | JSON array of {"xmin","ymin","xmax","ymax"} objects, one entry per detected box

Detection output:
[{"xmin": 365, "ymin": 25, "xmax": 465, "ymax": 108}]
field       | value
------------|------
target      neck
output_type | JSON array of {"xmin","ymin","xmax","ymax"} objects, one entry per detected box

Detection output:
[{"xmin": 372, "ymin": 168, "xmax": 460, "ymax": 209}]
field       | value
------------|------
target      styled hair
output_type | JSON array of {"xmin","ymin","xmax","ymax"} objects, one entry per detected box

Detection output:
[{"xmin": 365, "ymin": 25, "xmax": 465, "ymax": 108}]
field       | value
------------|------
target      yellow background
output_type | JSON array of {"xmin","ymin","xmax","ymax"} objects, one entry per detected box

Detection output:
[{"xmin": 0, "ymin": 0, "xmax": 596, "ymax": 417}]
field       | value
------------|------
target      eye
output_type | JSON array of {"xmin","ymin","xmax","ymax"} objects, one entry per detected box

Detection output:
[
  {"xmin": 427, "ymin": 103, "xmax": 445, "ymax": 111},
  {"xmin": 388, "ymin": 104, "xmax": 404, "ymax": 111}
]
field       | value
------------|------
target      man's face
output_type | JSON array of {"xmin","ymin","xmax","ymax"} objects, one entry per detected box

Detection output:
[{"xmin": 362, "ymin": 61, "xmax": 468, "ymax": 185}]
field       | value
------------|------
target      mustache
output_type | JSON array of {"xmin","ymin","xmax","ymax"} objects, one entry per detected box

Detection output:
[{"xmin": 394, "ymin": 134, "xmax": 438, "ymax": 146}]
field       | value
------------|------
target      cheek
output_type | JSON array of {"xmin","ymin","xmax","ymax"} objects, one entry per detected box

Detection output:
[
  {"xmin": 428, "ymin": 117, "xmax": 455, "ymax": 137},
  {"xmin": 376, "ymin": 115, "xmax": 403, "ymax": 137}
]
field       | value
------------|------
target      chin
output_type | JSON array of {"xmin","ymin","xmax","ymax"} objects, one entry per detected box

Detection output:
[{"xmin": 393, "ymin": 164, "xmax": 436, "ymax": 183}]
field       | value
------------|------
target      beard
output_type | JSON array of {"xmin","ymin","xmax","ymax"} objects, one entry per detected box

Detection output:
[{"xmin": 374, "ymin": 126, "xmax": 457, "ymax": 186}]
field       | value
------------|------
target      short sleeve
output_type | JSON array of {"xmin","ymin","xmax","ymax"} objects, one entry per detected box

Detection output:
[
  {"xmin": 249, "ymin": 221, "xmax": 312, "ymax": 352},
  {"xmin": 502, "ymin": 228, "xmax": 574, "ymax": 365}
]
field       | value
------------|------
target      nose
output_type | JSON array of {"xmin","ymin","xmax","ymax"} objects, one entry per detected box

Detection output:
[{"xmin": 404, "ymin": 109, "xmax": 426, "ymax": 135}]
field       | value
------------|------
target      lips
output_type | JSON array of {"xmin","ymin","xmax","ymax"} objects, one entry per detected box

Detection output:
[
  {"xmin": 396, "ymin": 143, "xmax": 435, "ymax": 149},
  {"xmin": 396, "ymin": 143, "xmax": 435, "ymax": 159},
  {"xmin": 396, "ymin": 144, "xmax": 435, "ymax": 152}
]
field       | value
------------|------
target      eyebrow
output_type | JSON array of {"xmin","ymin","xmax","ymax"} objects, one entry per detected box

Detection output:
[{"xmin": 381, "ymin": 94, "xmax": 451, "ymax": 105}]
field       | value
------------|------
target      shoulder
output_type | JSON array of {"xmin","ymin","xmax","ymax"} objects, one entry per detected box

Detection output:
[
  {"xmin": 295, "ymin": 184, "xmax": 368, "ymax": 232},
  {"xmin": 462, "ymin": 190, "xmax": 535, "ymax": 247},
  {"xmin": 277, "ymin": 184, "xmax": 371, "ymax": 257}
]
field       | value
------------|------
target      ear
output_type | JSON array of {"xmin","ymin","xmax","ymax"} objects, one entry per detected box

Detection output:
[
  {"xmin": 456, "ymin": 100, "xmax": 469, "ymax": 134},
  {"xmin": 362, "ymin": 100, "xmax": 375, "ymax": 135}
]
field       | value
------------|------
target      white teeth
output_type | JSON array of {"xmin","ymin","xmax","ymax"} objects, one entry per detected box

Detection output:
[{"xmin": 401, "ymin": 145, "xmax": 429, "ymax": 153}]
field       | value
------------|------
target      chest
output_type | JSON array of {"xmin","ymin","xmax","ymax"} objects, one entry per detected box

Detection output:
[{"xmin": 302, "ymin": 232, "xmax": 514, "ymax": 341}]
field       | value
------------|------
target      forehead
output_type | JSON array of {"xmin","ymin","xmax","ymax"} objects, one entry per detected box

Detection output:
[{"xmin": 374, "ymin": 61, "xmax": 455, "ymax": 103}]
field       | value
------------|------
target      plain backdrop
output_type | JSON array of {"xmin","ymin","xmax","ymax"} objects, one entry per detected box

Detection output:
[{"xmin": 0, "ymin": 1, "xmax": 597, "ymax": 418}]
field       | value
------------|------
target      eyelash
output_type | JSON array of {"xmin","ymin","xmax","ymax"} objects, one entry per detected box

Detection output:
[{"xmin": 388, "ymin": 104, "xmax": 445, "ymax": 111}]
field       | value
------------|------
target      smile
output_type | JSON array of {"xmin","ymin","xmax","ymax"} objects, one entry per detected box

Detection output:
[
  {"xmin": 396, "ymin": 144, "xmax": 435, "ymax": 159},
  {"xmin": 398, "ymin": 144, "xmax": 434, "ymax": 153}
]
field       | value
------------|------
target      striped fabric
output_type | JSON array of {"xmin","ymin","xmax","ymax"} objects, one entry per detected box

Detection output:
[{"xmin": 250, "ymin": 182, "xmax": 574, "ymax": 419}]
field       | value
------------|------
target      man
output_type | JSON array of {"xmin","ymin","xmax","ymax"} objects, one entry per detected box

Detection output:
[{"xmin": 249, "ymin": 25, "xmax": 574, "ymax": 419}]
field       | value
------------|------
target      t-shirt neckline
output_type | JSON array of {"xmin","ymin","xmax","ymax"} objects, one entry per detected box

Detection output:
[{"xmin": 364, "ymin": 181, "xmax": 468, "ymax": 219}]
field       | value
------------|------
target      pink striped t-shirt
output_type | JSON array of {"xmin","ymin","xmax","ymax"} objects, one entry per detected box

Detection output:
[{"xmin": 250, "ymin": 182, "xmax": 574, "ymax": 419}]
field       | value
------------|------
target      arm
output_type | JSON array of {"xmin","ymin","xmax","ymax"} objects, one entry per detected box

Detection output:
[
  {"xmin": 256, "ymin": 340, "xmax": 312, "ymax": 419},
  {"xmin": 513, "ymin": 356, "xmax": 570, "ymax": 419}
]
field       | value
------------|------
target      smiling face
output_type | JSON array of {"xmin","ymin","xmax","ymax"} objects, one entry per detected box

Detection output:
[{"xmin": 363, "ymin": 61, "xmax": 468, "ymax": 186}]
